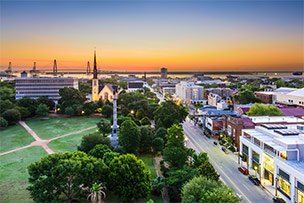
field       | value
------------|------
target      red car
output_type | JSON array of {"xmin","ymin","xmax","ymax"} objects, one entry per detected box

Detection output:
[{"xmin": 238, "ymin": 166, "xmax": 249, "ymax": 175}]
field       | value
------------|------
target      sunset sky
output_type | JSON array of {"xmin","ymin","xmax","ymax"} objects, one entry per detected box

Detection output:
[{"xmin": 0, "ymin": 0, "xmax": 303, "ymax": 72}]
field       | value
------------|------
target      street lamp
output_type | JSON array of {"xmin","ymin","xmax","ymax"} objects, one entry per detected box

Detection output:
[{"xmin": 254, "ymin": 165, "xmax": 258, "ymax": 176}]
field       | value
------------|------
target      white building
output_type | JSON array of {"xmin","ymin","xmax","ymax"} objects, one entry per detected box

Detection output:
[
  {"xmin": 162, "ymin": 87, "xmax": 175, "ymax": 95},
  {"xmin": 15, "ymin": 72, "xmax": 78, "ymax": 101},
  {"xmin": 240, "ymin": 123, "xmax": 304, "ymax": 203},
  {"xmin": 175, "ymin": 81, "xmax": 204, "ymax": 104},
  {"xmin": 274, "ymin": 88, "xmax": 304, "ymax": 107}
]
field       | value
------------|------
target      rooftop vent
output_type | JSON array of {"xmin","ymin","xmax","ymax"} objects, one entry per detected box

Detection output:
[
  {"xmin": 274, "ymin": 129, "xmax": 303, "ymax": 136},
  {"xmin": 261, "ymin": 124, "xmax": 288, "ymax": 130}
]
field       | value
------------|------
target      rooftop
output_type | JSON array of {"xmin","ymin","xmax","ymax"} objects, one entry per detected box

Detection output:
[{"xmin": 249, "ymin": 116, "xmax": 304, "ymax": 124}]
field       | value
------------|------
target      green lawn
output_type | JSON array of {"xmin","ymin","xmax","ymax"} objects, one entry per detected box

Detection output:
[
  {"xmin": 140, "ymin": 154, "xmax": 157, "ymax": 179},
  {"xmin": 0, "ymin": 146, "xmax": 47, "ymax": 203},
  {"xmin": 0, "ymin": 124, "xmax": 34, "ymax": 153},
  {"xmin": 49, "ymin": 127, "xmax": 97, "ymax": 153},
  {"xmin": 26, "ymin": 116, "xmax": 101, "ymax": 139}
]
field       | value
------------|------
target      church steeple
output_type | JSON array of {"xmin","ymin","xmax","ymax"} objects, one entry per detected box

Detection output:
[{"xmin": 93, "ymin": 49, "xmax": 98, "ymax": 79}]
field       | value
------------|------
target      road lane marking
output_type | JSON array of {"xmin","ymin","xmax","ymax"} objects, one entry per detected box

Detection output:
[
  {"xmin": 242, "ymin": 184, "xmax": 250, "ymax": 191},
  {"xmin": 184, "ymin": 127, "xmax": 252, "ymax": 203}
]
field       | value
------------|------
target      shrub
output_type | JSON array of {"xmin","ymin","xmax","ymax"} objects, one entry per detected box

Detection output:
[
  {"xmin": 2, "ymin": 109, "xmax": 21, "ymax": 124},
  {"xmin": 0, "ymin": 117, "xmax": 8, "ymax": 128}
]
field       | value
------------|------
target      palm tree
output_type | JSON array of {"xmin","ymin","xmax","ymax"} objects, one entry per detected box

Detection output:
[{"xmin": 80, "ymin": 182, "xmax": 106, "ymax": 203}]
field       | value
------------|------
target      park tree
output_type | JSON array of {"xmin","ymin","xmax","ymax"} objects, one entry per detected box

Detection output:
[
  {"xmin": 16, "ymin": 97, "xmax": 38, "ymax": 116},
  {"xmin": 88, "ymin": 144, "xmax": 112, "ymax": 159},
  {"xmin": 163, "ymin": 146, "xmax": 193, "ymax": 169},
  {"xmin": 140, "ymin": 116, "xmax": 151, "ymax": 126},
  {"xmin": 154, "ymin": 127, "xmax": 167, "ymax": 141},
  {"xmin": 234, "ymin": 89, "xmax": 260, "ymax": 104},
  {"xmin": 154, "ymin": 100, "xmax": 188, "ymax": 129},
  {"xmin": 139, "ymin": 126, "xmax": 154, "ymax": 153},
  {"xmin": 83, "ymin": 102, "xmax": 97, "ymax": 116},
  {"xmin": 37, "ymin": 96, "xmax": 55, "ymax": 110},
  {"xmin": 97, "ymin": 118, "xmax": 111, "ymax": 137},
  {"xmin": 192, "ymin": 152, "xmax": 208, "ymax": 168},
  {"xmin": 117, "ymin": 115, "xmax": 132, "ymax": 126},
  {"xmin": 58, "ymin": 87, "xmax": 85, "ymax": 110},
  {"xmin": 79, "ymin": 81, "xmax": 92, "ymax": 96},
  {"xmin": 152, "ymin": 137, "xmax": 164, "ymax": 153},
  {"xmin": 166, "ymin": 124, "xmax": 185, "ymax": 148},
  {"xmin": 198, "ymin": 161, "xmax": 220, "ymax": 181},
  {"xmin": 0, "ymin": 99, "xmax": 15, "ymax": 114},
  {"xmin": 36, "ymin": 104, "xmax": 49, "ymax": 117},
  {"xmin": 108, "ymin": 154, "xmax": 151, "ymax": 201},
  {"xmin": 103, "ymin": 151, "xmax": 120, "ymax": 165},
  {"xmin": 165, "ymin": 166, "xmax": 199, "ymax": 202},
  {"xmin": 2, "ymin": 109, "xmax": 21, "ymax": 124},
  {"xmin": 65, "ymin": 106, "xmax": 76, "ymax": 116},
  {"xmin": 163, "ymin": 125, "xmax": 193, "ymax": 168},
  {"xmin": 0, "ymin": 86, "xmax": 15, "ymax": 101},
  {"xmin": 0, "ymin": 117, "xmax": 8, "ymax": 128},
  {"xmin": 101, "ymin": 104, "xmax": 113, "ymax": 117},
  {"xmin": 181, "ymin": 176, "xmax": 241, "ymax": 203},
  {"xmin": 247, "ymin": 103, "xmax": 283, "ymax": 116},
  {"xmin": 14, "ymin": 106, "xmax": 31, "ymax": 120},
  {"xmin": 79, "ymin": 132, "xmax": 111, "ymax": 153},
  {"xmin": 118, "ymin": 120, "xmax": 140, "ymax": 154},
  {"xmin": 27, "ymin": 152, "xmax": 108, "ymax": 203}
]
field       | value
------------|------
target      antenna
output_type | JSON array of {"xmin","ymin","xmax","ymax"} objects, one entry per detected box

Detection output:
[{"xmin": 53, "ymin": 59, "xmax": 57, "ymax": 75}]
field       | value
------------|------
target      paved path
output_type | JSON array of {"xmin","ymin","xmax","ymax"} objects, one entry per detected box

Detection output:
[
  {"xmin": 50, "ymin": 126, "xmax": 96, "ymax": 141},
  {"xmin": 0, "ymin": 122, "xmax": 97, "ymax": 157},
  {"xmin": 154, "ymin": 156, "xmax": 170, "ymax": 203},
  {"xmin": 19, "ymin": 121, "xmax": 54, "ymax": 154}
]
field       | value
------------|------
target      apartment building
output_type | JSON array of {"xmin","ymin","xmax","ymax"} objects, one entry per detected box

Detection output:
[{"xmin": 175, "ymin": 81, "xmax": 204, "ymax": 104}]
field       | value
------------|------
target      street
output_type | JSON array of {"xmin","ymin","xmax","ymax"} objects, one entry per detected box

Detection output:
[{"xmin": 183, "ymin": 118, "xmax": 273, "ymax": 203}]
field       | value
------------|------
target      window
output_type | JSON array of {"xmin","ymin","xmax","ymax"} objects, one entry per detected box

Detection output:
[
  {"xmin": 279, "ymin": 177, "xmax": 290, "ymax": 198},
  {"xmin": 297, "ymin": 181, "xmax": 304, "ymax": 203},
  {"xmin": 263, "ymin": 153, "xmax": 274, "ymax": 173}
]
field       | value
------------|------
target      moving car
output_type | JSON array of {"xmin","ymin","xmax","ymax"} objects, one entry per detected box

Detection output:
[
  {"xmin": 238, "ymin": 166, "xmax": 249, "ymax": 175},
  {"xmin": 248, "ymin": 175, "xmax": 260, "ymax": 186},
  {"xmin": 213, "ymin": 141, "xmax": 218, "ymax": 145},
  {"xmin": 221, "ymin": 147, "xmax": 229, "ymax": 154}
]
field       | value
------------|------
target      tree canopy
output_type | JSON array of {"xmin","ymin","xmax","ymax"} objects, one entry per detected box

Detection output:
[
  {"xmin": 247, "ymin": 103, "xmax": 283, "ymax": 116},
  {"xmin": 108, "ymin": 154, "xmax": 151, "ymax": 202},
  {"xmin": 97, "ymin": 118, "xmax": 111, "ymax": 137},
  {"xmin": 118, "ymin": 120, "xmax": 140, "ymax": 154},
  {"xmin": 27, "ymin": 152, "xmax": 108, "ymax": 203},
  {"xmin": 234, "ymin": 89, "xmax": 260, "ymax": 104},
  {"xmin": 181, "ymin": 176, "xmax": 241, "ymax": 203},
  {"xmin": 154, "ymin": 101, "xmax": 188, "ymax": 129}
]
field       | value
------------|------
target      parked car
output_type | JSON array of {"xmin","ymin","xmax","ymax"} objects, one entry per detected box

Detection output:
[
  {"xmin": 248, "ymin": 175, "xmax": 261, "ymax": 186},
  {"xmin": 238, "ymin": 166, "xmax": 249, "ymax": 175},
  {"xmin": 213, "ymin": 141, "xmax": 218, "ymax": 145},
  {"xmin": 273, "ymin": 197, "xmax": 286, "ymax": 203}
]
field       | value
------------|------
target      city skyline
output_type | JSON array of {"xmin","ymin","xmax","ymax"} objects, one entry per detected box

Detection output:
[{"xmin": 0, "ymin": 0, "xmax": 303, "ymax": 72}]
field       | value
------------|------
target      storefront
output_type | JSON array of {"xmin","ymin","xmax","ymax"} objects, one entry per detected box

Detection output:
[
  {"xmin": 278, "ymin": 169, "xmax": 291, "ymax": 199},
  {"xmin": 263, "ymin": 153, "xmax": 274, "ymax": 185},
  {"xmin": 297, "ymin": 181, "xmax": 304, "ymax": 203}
]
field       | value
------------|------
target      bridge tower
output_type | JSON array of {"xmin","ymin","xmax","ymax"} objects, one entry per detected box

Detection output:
[{"xmin": 53, "ymin": 59, "xmax": 57, "ymax": 75}]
